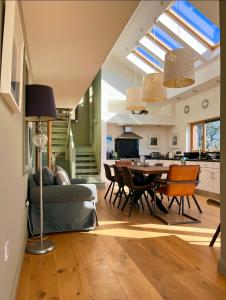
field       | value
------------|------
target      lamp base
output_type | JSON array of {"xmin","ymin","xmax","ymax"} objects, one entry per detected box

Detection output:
[{"xmin": 26, "ymin": 239, "xmax": 55, "ymax": 255}]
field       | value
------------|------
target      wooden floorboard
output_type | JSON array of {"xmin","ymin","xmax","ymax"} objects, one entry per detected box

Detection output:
[{"xmin": 16, "ymin": 187, "xmax": 225, "ymax": 300}]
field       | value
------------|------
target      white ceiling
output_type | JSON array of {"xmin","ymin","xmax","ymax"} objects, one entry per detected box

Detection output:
[
  {"xmin": 21, "ymin": 0, "xmax": 139, "ymax": 108},
  {"xmin": 111, "ymin": 0, "xmax": 220, "ymax": 77}
]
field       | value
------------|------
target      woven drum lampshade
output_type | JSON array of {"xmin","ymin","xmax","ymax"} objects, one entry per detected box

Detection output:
[
  {"xmin": 163, "ymin": 48, "xmax": 195, "ymax": 88},
  {"xmin": 142, "ymin": 73, "xmax": 166, "ymax": 102},
  {"xmin": 126, "ymin": 87, "xmax": 145, "ymax": 111}
]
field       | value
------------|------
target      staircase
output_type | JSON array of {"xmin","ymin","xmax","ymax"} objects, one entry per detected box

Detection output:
[
  {"xmin": 76, "ymin": 146, "xmax": 99, "ymax": 176},
  {"xmin": 52, "ymin": 120, "xmax": 68, "ymax": 153}
]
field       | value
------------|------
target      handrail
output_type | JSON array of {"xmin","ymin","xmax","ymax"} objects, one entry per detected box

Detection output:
[
  {"xmin": 68, "ymin": 128, "xmax": 76, "ymax": 178},
  {"xmin": 65, "ymin": 113, "xmax": 76, "ymax": 178}
]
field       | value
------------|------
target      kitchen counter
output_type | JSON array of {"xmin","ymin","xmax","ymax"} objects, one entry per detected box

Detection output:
[{"xmin": 106, "ymin": 158, "xmax": 220, "ymax": 162}]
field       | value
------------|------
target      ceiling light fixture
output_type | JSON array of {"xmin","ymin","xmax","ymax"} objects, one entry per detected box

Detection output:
[
  {"xmin": 163, "ymin": 1, "xmax": 195, "ymax": 88},
  {"xmin": 142, "ymin": 23, "xmax": 166, "ymax": 102},
  {"xmin": 126, "ymin": 64, "xmax": 145, "ymax": 111}
]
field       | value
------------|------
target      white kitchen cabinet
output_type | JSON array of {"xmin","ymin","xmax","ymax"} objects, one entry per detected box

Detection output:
[
  {"xmin": 213, "ymin": 169, "xmax": 220, "ymax": 194},
  {"xmin": 198, "ymin": 168, "xmax": 214, "ymax": 192}
]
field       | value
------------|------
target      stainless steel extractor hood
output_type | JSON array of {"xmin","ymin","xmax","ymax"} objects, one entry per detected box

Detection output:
[{"xmin": 116, "ymin": 126, "xmax": 143, "ymax": 139}]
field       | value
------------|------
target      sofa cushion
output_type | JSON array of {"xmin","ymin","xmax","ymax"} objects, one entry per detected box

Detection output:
[
  {"xmin": 34, "ymin": 166, "xmax": 55, "ymax": 186},
  {"xmin": 55, "ymin": 166, "xmax": 71, "ymax": 185}
]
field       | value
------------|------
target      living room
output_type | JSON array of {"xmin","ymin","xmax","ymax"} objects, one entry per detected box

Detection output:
[{"xmin": 1, "ymin": 1, "xmax": 226, "ymax": 299}]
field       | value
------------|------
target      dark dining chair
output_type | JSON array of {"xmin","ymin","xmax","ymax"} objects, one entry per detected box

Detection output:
[
  {"xmin": 120, "ymin": 166, "xmax": 153, "ymax": 217},
  {"xmin": 103, "ymin": 164, "xmax": 115, "ymax": 202},
  {"xmin": 112, "ymin": 165, "xmax": 127, "ymax": 209},
  {"xmin": 207, "ymin": 198, "xmax": 220, "ymax": 246}
]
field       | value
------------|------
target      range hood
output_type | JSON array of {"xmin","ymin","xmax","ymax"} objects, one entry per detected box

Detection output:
[{"xmin": 116, "ymin": 126, "xmax": 143, "ymax": 139}]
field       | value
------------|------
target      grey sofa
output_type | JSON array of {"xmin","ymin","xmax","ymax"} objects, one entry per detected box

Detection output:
[{"xmin": 28, "ymin": 175, "xmax": 98, "ymax": 234}]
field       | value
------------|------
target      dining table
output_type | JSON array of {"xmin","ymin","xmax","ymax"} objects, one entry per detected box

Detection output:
[{"xmin": 110, "ymin": 164, "xmax": 169, "ymax": 219}]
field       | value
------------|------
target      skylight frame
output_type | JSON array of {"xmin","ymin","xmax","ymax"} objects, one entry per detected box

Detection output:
[
  {"xmin": 126, "ymin": 53, "xmax": 155, "ymax": 74},
  {"xmin": 167, "ymin": 0, "xmax": 220, "ymax": 49},
  {"xmin": 148, "ymin": 25, "xmax": 182, "ymax": 51},
  {"xmin": 139, "ymin": 35, "xmax": 166, "ymax": 61},
  {"xmin": 158, "ymin": 12, "xmax": 208, "ymax": 56},
  {"xmin": 134, "ymin": 47, "xmax": 163, "ymax": 72}
]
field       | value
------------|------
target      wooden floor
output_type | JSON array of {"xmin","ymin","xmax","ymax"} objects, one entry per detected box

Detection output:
[{"xmin": 16, "ymin": 187, "xmax": 225, "ymax": 300}]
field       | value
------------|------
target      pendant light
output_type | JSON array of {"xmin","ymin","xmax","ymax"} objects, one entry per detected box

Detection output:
[
  {"xmin": 126, "ymin": 65, "xmax": 145, "ymax": 111},
  {"xmin": 163, "ymin": 1, "xmax": 195, "ymax": 88},
  {"xmin": 126, "ymin": 87, "xmax": 144, "ymax": 111},
  {"xmin": 142, "ymin": 23, "xmax": 166, "ymax": 102}
]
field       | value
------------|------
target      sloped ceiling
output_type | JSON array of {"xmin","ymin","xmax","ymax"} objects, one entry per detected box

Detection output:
[{"xmin": 21, "ymin": 0, "xmax": 139, "ymax": 108}]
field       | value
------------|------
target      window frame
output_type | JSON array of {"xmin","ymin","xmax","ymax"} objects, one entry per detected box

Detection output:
[{"xmin": 190, "ymin": 118, "xmax": 220, "ymax": 152}]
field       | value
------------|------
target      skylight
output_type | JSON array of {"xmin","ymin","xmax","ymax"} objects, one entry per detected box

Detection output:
[
  {"xmin": 158, "ymin": 13, "xmax": 208, "ymax": 55},
  {"xmin": 169, "ymin": 0, "xmax": 220, "ymax": 47},
  {"xmin": 139, "ymin": 36, "xmax": 166, "ymax": 61},
  {"xmin": 135, "ymin": 47, "xmax": 163, "ymax": 71},
  {"xmin": 150, "ymin": 25, "xmax": 182, "ymax": 50},
  {"xmin": 126, "ymin": 53, "xmax": 155, "ymax": 74}
]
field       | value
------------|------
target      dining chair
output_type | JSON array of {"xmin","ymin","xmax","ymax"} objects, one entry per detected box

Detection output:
[
  {"xmin": 168, "ymin": 166, "xmax": 202, "ymax": 213},
  {"xmin": 120, "ymin": 166, "xmax": 153, "ymax": 217},
  {"xmin": 103, "ymin": 164, "xmax": 116, "ymax": 202},
  {"xmin": 115, "ymin": 160, "xmax": 133, "ymax": 166},
  {"xmin": 112, "ymin": 165, "xmax": 127, "ymax": 209},
  {"xmin": 154, "ymin": 165, "xmax": 201, "ymax": 224},
  {"xmin": 207, "ymin": 198, "xmax": 220, "ymax": 246}
]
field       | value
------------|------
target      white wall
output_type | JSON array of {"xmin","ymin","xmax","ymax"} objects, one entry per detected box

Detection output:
[
  {"xmin": 107, "ymin": 123, "xmax": 171, "ymax": 157},
  {"xmin": 168, "ymin": 86, "xmax": 220, "ymax": 152}
]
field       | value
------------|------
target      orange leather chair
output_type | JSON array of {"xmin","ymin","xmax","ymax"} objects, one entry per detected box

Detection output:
[
  {"xmin": 155, "ymin": 165, "xmax": 201, "ymax": 224},
  {"xmin": 115, "ymin": 160, "xmax": 133, "ymax": 166}
]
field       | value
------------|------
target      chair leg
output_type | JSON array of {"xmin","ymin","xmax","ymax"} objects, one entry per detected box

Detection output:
[
  {"xmin": 178, "ymin": 197, "xmax": 182, "ymax": 214},
  {"xmin": 109, "ymin": 182, "xmax": 115, "ymax": 203},
  {"xmin": 117, "ymin": 187, "xmax": 123, "ymax": 209},
  {"xmin": 128, "ymin": 193, "xmax": 136, "ymax": 217},
  {"xmin": 192, "ymin": 195, "xmax": 203, "ymax": 213},
  {"xmin": 139, "ymin": 196, "xmax": 144, "ymax": 210},
  {"xmin": 187, "ymin": 196, "xmax": 191, "ymax": 208},
  {"xmin": 113, "ymin": 186, "xmax": 120, "ymax": 205},
  {"xmin": 95, "ymin": 211, "xmax": 99, "ymax": 227},
  {"xmin": 209, "ymin": 224, "xmax": 220, "ymax": 247},
  {"xmin": 144, "ymin": 195, "xmax": 153, "ymax": 216},
  {"xmin": 168, "ymin": 196, "xmax": 175, "ymax": 209},
  {"xmin": 121, "ymin": 190, "xmax": 132, "ymax": 211},
  {"xmin": 104, "ymin": 181, "xmax": 113, "ymax": 199}
]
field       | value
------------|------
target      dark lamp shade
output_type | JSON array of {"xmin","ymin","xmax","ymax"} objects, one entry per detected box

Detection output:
[{"xmin": 25, "ymin": 84, "xmax": 57, "ymax": 121}]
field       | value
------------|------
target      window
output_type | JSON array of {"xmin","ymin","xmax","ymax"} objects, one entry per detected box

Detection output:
[
  {"xmin": 139, "ymin": 36, "xmax": 166, "ymax": 61},
  {"xmin": 149, "ymin": 25, "xmax": 182, "ymax": 50},
  {"xmin": 126, "ymin": 53, "xmax": 155, "ymax": 74},
  {"xmin": 158, "ymin": 13, "xmax": 208, "ymax": 55},
  {"xmin": 134, "ymin": 47, "xmax": 163, "ymax": 71},
  {"xmin": 191, "ymin": 119, "xmax": 220, "ymax": 152},
  {"xmin": 169, "ymin": 0, "xmax": 220, "ymax": 48}
]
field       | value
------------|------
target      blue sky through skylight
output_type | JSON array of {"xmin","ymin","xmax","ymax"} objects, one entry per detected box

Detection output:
[
  {"xmin": 150, "ymin": 25, "xmax": 182, "ymax": 50},
  {"xmin": 170, "ymin": 0, "xmax": 220, "ymax": 46},
  {"xmin": 135, "ymin": 47, "xmax": 163, "ymax": 68}
]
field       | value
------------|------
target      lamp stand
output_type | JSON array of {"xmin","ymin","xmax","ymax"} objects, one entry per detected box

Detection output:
[{"xmin": 27, "ymin": 122, "xmax": 55, "ymax": 255}]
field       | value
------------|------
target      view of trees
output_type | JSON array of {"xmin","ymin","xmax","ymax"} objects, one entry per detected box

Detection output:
[{"xmin": 192, "ymin": 119, "xmax": 220, "ymax": 151}]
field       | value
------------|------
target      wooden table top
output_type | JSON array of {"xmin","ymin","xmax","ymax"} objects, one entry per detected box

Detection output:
[
  {"xmin": 128, "ymin": 165, "xmax": 169, "ymax": 175},
  {"xmin": 109, "ymin": 164, "xmax": 169, "ymax": 174}
]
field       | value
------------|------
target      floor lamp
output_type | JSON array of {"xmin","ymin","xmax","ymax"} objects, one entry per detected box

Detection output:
[{"xmin": 25, "ymin": 84, "xmax": 57, "ymax": 254}]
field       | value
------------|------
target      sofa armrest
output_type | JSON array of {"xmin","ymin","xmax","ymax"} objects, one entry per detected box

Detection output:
[
  {"xmin": 70, "ymin": 178, "xmax": 87, "ymax": 184},
  {"xmin": 30, "ymin": 184, "xmax": 94, "ymax": 204}
]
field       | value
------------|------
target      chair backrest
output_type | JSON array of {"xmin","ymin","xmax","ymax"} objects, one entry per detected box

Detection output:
[
  {"xmin": 113, "ymin": 165, "xmax": 124, "ymax": 185},
  {"xmin": 115, "ymin": 160, "xmax": 132, "ymax": 166},
  {"xmin": 121, "ymin": 166, "xmax": 134, "ymax": 189},
  {"xmin": 103, "ymin": 164, "xmax": 113, "ymax": 181},
  {"xmin": 166, "ymin": 165, "xmax": 200, "ymax": 196},
  {"xmin": 155, "ymin": 163, "xmax": 163, "ymax": 166}
]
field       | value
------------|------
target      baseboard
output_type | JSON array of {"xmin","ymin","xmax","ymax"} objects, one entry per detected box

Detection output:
[
  {"xmin": 218, "ymin": 257, "xmax": 226, "ymax": 277},
  {"xmin": 195, "ymin": 189, "xmax": 220, "ymax": 200},
  {"xmin": 10, "ymin": 230, "xmax": 27, "ymax": 300}
]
